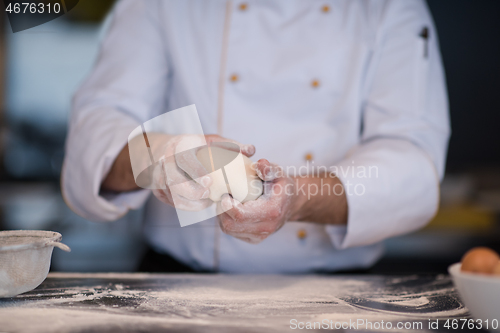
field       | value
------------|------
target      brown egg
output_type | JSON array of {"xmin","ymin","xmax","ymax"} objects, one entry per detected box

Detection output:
[
  {"xmin": 493, "ymin": 262, "xmax": 500, "ymax": 276},
  {"xmin": 461, "ymin": 247, "xmax": 500, "ymax": 274}
]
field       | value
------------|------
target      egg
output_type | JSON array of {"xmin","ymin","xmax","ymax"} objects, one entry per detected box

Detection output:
[
  {"xmin": 493, "ymin": 262, "xmax": 500, "ymax": 276},
  {"xmin": 461, "ymin": 247, "xmax": 500, "ymax": 274}
]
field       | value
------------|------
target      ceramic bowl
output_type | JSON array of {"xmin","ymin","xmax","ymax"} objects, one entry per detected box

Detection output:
[{"xmin": 449, "ymin": 263, "xmax": 500, "ymax": 332}]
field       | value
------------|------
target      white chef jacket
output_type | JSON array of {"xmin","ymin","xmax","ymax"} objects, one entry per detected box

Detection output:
[{"xmin": 62, "ymin": 0, "xmax": 449, "ymax": 273}]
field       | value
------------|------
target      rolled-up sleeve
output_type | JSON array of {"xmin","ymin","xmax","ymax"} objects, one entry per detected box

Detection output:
[
  {"xmin": 326, "ymin": 0, "xmax": 450, "ymax": 248},
  {"xmin": 62, "ymin": 0, "xmax": 170, "ymax": 222}
]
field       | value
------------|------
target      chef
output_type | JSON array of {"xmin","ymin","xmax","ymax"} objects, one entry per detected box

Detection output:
[{"xmin": 62, "ymin": 0, "xmax": 450, "ymax": 273}]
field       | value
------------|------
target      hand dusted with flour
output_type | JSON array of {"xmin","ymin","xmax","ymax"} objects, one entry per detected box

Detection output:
[{"xmin": 218, "ymin": 159, "xmax": 295, "ymax": 244}]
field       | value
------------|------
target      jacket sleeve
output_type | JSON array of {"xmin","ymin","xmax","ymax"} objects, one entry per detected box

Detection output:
[
  {"xmin": 62, "ymin": 0, "xmax": 170, "ymax": 222},
  {"xmin": 326, "ymin": 0, "xmax": 450, "ymax": 249}
]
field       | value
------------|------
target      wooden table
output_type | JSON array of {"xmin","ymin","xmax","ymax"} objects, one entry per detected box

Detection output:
[{"xmin": 0, "ymin": 273, "xmax": 478, "ymax": 332}]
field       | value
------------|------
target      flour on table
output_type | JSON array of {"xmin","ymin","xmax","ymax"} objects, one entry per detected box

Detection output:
[{"xmin": 0, "ymin": 273, "xmax": 469, "ymax": 333}]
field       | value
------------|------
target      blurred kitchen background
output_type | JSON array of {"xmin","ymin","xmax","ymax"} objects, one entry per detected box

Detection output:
[{"xmin": 0, "ymin": 0, "xmax": 499, "ymax": 274}]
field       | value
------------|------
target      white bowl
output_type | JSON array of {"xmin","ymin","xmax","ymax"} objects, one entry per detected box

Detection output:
[
  {"xmin": 449, "ymin": 263, "xmax": 500, "ymax": 332},
  {"xmin": 0, "ymin": 230, "xmax": 70, "ymax": 298}
]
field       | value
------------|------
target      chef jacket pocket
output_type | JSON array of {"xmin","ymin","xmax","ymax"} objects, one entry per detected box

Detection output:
[{"xmin": 414, "ymin": 27, "xmax": 430, "ymax": 115}]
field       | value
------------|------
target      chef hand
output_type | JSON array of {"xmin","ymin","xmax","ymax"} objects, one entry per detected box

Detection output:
[
  {"xmin": 218, "ymin": 159, "xmax": 296, "ymax": 244},
  {"xmin": 151, "ymin": 134, "xmax": 255, "ymax": 211}
]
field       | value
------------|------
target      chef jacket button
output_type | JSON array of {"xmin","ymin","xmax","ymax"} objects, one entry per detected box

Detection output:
[
  {"xmin": 311, "ymin": 79, "xmax": 320, "ymax": 88},
  {"xmin": 230, "ymin": 74, "xmax": 239, "ymax": 83},
  {"xmin": 305, "ymin": 153, "xmax": 313, "ymax": 161},
  {"xmin": 239, "ymin": 3, "xmax": 248, "ymax": 11},
  {"xmin": 321, "ymin": 5, "xmax": 330, "ymax": 13},
  {"xmin": 297, "ymin": 229, "xmax": 307, "ymax": 240}
]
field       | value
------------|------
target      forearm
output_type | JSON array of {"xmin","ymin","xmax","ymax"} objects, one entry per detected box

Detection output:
[
  {"xmin": 101, "ymin": 132, "xmax": 174, "ymax": 192},
  {"xmin": 101, "ymin": 144, "xmax": 139, "ymax": 192},
  {"xmin": 290, "ymin": 175, "xmax": 348, "ymax": 225}
]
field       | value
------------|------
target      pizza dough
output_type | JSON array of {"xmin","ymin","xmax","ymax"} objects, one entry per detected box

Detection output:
[{"xmin": 196, "ymin": 146, "xmax": 263, "ymax": 203}]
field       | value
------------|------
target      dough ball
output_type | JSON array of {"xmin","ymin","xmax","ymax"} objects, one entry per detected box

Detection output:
[
  {"xmin": 461, "ymin": 247, "xmax": 500, "ymax": 274},
  {"xmin": 196, "ymin": 146, "xmax": 263, "ymax": 203}
]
